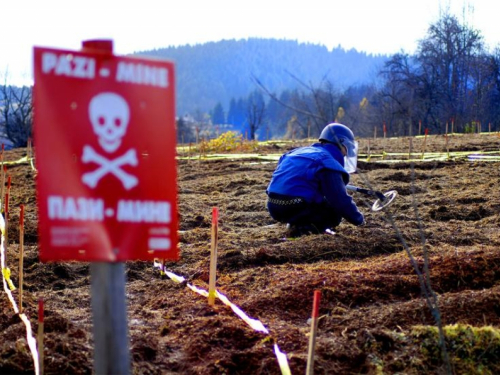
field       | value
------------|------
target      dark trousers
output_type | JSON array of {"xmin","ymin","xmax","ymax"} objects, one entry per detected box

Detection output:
[{"xmin": 267, "ymin": 193, "xmax": 342, "ymax": 231}]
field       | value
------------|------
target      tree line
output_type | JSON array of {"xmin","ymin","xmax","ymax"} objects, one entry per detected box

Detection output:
[
  {"xmin": 178, "ymin": 13, "xmax": 500, "ymax": 143},
  {"xmin": 2, "ymin": 13, "xmax": 499, "ymax": 148}
]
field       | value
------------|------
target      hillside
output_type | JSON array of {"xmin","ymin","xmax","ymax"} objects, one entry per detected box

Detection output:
[{"xmin": 134, "ymin": 38, "xmax": 388, "ymax": 115}]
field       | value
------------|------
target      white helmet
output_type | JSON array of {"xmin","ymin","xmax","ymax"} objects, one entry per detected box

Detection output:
[{"xmin": 319, "ymin": 123, "xmax": 359, "ymax": 173}]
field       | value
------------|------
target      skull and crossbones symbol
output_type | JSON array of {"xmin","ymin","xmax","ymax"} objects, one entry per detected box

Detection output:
[{"xmin": 81, "ymin": 92, "xmax": 138, "ymax": 190}]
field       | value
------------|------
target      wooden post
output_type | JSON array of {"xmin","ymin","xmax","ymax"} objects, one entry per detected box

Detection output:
[
  {"xmin": 38, "ymin": 299, "xmax": 44, "ymax": 375},
  {"xmin": 27, "ymin": 138, "xmax": 32, "ymax": 159},
  {"xmin": 306, "ymin": 290, "xmax": 321, "ymax": 375},
  {"xmin": 408, "ymin": 137, "xmax": 413, "ymax": 160},
  {"xmin": 4, "ymin": 193, "xmax": 8, "ymax": 248},
  {"xmin": 0, "ymin": 166, "xmax": 5, "ymax": 212},
  {"xmin": 83, "ymin": 39, "xmax": 131, "ymax": 375},
  {"xmin": 373, "ymin": 126, "xmax": 377, "ymax": 139},
  {"xmin": 445, "ymin": 134, "xmax": 450, "ymax": 159},
  {"xmin": 421, "ymin": 128, "xmax": 428, "ymax": 159},
  {"xmin": 19, "ymin": 205, "xmax": 24, "ymax": 314},
  {"xmin": 90, "ymin": 263, "xmax": 130, "ymax": 375},
  {"xmin": 208, "ymin": 207, "xmax": 219, "ymax": 306},
  {"xmin": 418, "ymin": 120, "xmax": 422, "ymax": 136}
]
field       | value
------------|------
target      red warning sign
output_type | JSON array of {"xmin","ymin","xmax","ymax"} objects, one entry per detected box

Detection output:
[{"xmin": 34, "ymin": 43, "xmax": 178, "ymax": 262}]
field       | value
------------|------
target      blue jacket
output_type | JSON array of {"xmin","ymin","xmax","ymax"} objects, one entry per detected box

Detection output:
[{"xmin": 267, "ymin": 143, "xmax": 364, "ymax": 225}]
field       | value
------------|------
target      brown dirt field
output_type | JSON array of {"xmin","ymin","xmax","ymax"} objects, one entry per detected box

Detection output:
[{"xmin": 1, "ymin": 133, "xmax": 500, "ymax": 374}]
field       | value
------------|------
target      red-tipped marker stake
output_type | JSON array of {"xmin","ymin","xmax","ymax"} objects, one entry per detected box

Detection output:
[
  {"xmin": 4, "ymin": 193, "xmax": 9, "ymax": 247},
  {"xmin": 38, "ymin": 298, "xmax": 44, "ymax": 375},
  {"xmin": 306, "ymin": 290, "xmax": 321, "ymax": 375},
  {"xmin": 0, "ymin": 166, "xmax": 5, "ymax": 212},
  {"xmin": 208, "ymin": 207, "xmax": 219, "ymax": 305},
  {"xmin": 19, "ymin": 205, "xmax": 25, "ymax": 313}
]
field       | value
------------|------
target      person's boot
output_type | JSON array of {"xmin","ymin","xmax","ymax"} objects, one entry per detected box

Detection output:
[{"xmin": 285, "ymin": 223, "xmax": 319, "ymax": 237}]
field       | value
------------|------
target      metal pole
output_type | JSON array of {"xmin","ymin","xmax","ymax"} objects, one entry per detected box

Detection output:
[{"xmin": 90, "ymin": 263, "xmax": 130, "ymax": 375}]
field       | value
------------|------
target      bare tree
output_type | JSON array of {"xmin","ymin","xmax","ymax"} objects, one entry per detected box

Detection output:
[
  {"xmin": 378, "ymin": 14, "xmax": 491, "ymax": 135},
  {"xmin": 252, "ymin": 73, "xmax": 342, "ymax": 138},
  {"xmin": 246, "ymin": 90, "xmax": 266, "ymax": 140},
  {"xmin": 0, "ymin": 81, "xmax": 33, "ymax": 148}
]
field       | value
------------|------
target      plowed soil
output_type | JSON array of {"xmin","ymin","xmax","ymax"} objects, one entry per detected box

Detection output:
[{"xmin": 1, "ymin": 134, "xmax": 500, "ymax": 374}]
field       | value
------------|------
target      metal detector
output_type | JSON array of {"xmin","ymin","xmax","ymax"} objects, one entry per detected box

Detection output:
[{"xmin": 346, "ymin": 185, "xmax": 398, "ymax": 212}]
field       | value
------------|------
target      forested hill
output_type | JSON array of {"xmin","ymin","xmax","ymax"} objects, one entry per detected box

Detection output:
[{"xmin": 133, "ymin": 38, "xmax": 389, "ymax": 116}]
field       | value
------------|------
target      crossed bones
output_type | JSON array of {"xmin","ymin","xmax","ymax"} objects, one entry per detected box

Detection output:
[{"xmin": 81, "ymin": 145, "xmax": 138, "ymax": 190}]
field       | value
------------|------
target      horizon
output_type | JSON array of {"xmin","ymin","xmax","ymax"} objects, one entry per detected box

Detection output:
[{"xmin": 2, "ymin": 0, "xmax": 499, "ymax": 87}]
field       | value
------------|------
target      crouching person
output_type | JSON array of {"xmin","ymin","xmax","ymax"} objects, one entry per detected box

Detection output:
[{"xmin": 266, "ymin": 123, "xmax": 364, "ymax": 237}]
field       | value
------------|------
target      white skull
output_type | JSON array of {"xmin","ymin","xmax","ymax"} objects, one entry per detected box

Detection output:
[{"xmin": 88, "ymin": 92, "xmax": 130, "ymax": 153}]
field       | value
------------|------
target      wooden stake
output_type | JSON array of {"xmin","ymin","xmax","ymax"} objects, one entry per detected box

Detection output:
[
  {"xmin": 374, "ymin": 126, "xmax": 377, "ymax": 139},
  {"xmin": 208, "ymin": 207, "xmax": 219, "ymax": 305},
  {"xmin": 4, "ymin": 193, "xmax": 8, "ymax": 248},
  {"xmin": 0, "ymin": 144, "xmax": 3, "ymax": 172},
  {"xmin": 408, "ymin": 137, "xmax": 413, "ymax": 160},
  {"xmin": 38, "ymin": 298, "xmax": 44, "ymax": 375},
  {"xmin": 0, "ymin": 166, "xmax": 5, "ymax": 212},
  {"xmin": 306, "ymin": 290, "xmax": 321, "ymax": 375},
  {"xmin": 445, "ymin": 134, "xmax": 450, "ymax": 158},
  {"xmin": 418, "ymin": 120, "xmax": 422, "ymax": 136},
  {"xmin": 27, "ymin": 138, "xmax": 32, "ymax": 159},
  {"xmin": 421, "ymin": 128, "xmax": 428, "ymax": 159},
  {"xmin": 19, "ymin": 205, "xmax": 25, "ymax": 314}
]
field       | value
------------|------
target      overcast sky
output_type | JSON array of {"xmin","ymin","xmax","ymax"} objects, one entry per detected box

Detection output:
[{"xmin": 2, "ymin": 0, "xmax": 499, "ymax": 86}]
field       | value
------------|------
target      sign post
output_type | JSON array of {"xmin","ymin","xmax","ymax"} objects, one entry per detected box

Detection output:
[
  {"xmin": 34, "ymin": 39, "xmax": 178, "ymax": 374},
  {"xmin": 90, "ymin": 262, "xmax": 130, "ymax": 373}
]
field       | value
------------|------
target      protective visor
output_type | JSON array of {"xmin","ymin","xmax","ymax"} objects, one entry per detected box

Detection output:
[{"xmin": 343, "ymin": 140, "xmax": 359, "ymax": 174}]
